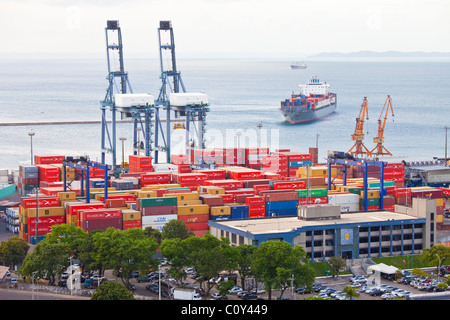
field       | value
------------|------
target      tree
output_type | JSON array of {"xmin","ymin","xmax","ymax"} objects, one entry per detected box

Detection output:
[
  {"xmin": 342, "ymin": 285, "xmax": 360, "ymax": 300},
  {"xmin": 108, "ymin": 228, "xmax": 159, "ymax": 290},
  {"xmin": 235, "ymin": 244, "xmax": 257, "ymax": 290},
  {"xmin": 327, "ymin": 256, "xmax": 347, "ymax": 278},
  {"xmin": 143, "ymin": 226, "xmax": 163, "ymax": 245},
  {"xmin": 160, "ymin": 237, "xmax": 190, "ymax": 285},
  {"xmin": 45, "ymin": 224, "xmax": 87, "ymax": 258},
  {"xmin": 0, "ymin": 236, "xmax": 29, "ymax": 269},
  {"xmin": 19, "ymin": 240, "xmax": 70, "ymax": 285},
  {"xmin": 90, "ymin": 281, "xmax": 135, "ymax": 300},
  {"xmin": 422, "ymin": 244, "xmax": 450, "ymax": 273},
  {"xmin": 251, "ymin": 241, "xmax": 315, "ymax": 300},
  {"xmin": 183, "ymin": 234, "xmax": 230, "ymax": 298},
  {"xmin": 162, "ymin": 219, "xmax": 194, "ymax": 240}
]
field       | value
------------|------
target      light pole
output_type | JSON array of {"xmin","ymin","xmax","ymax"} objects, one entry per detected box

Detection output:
[
  {"xmin": 257, "ymin": 122, "xmax": 263, "ymax": 149},
  {"xmin": 445, "ymin": 126, "xmax": 448, "ymax": 167},
  {"xmin": 28, "ymin": 130, "xmax": 35, "ymax": 165},
  {"xmin": 119, "ymin": 137, "xmax": 127, "ymax": 173}
]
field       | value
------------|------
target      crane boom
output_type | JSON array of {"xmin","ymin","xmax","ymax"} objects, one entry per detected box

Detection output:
[
  {"xmin": 348, "ymin": 97, "xmax": 372, "ymax": 157},
  {"xmin": 370, "ymin": 95, "xmax": 394, "ymax": 156}
]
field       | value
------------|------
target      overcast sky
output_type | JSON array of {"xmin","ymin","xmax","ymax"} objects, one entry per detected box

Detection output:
[{"xmin": 1, "ymin": 0, "xmax": 450, "ymax": 58}]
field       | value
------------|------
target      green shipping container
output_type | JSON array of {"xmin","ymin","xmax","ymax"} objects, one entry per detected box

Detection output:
[
  {"xmin": 360, "ymin": 198, "xmax": 380, "ymax": 206},
  {"xmin": 296, "ymin": 188, "xmax": 328, "ymax": 198},
  {"xmin": 139, "ymin": 196, "xmax": 178, "ymax": 207}
]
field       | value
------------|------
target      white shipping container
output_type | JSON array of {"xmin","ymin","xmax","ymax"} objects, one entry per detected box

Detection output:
[
  {"xmin": 169, "ymin": 93, "xmax": 208, "ymax": 106},
  {"xmin": 328, "ymin": 193, "xmax": 360, "ymax": 204},
  {"xmin": 142, "ymin": 214, "xmax": 177, "ymax": 225},
  {"xmin": 114, "ymin": 94, "xmax": 155, "ymax": 107}
]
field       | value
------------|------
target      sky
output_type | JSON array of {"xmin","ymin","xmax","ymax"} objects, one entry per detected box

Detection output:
[{"xmin": 1, "ymin": 0, "xmax": 450, "ymax": 58}]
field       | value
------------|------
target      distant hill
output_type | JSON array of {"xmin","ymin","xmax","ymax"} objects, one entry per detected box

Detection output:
[{"xmin": 308, "ymin": 51, "xmax": 450, "ymax": 59}]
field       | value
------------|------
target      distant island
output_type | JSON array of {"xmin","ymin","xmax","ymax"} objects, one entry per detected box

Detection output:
[{"xmin": 308, "ymin": 50, "xmax": 450, "ymax": 60}]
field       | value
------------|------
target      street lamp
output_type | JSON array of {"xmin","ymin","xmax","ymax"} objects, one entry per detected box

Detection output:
[
  {"xmin": 28, "ymin": 130, "xmax": 35, "ymax": 165},
  {"xmin": 119, "ymin": 137, "xmax": 127, "ymax": 173}
]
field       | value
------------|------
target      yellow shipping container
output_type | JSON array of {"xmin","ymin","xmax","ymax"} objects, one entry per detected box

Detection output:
[
  {"xmin": 122, "ymin": 209, "xmax": 141, "ymax": 221},
  {"xmin": 66, "ymin": 214, "xmax": 77, "ymax": 225},
  {"xmin": 360, "ymin": 190, "xmax": 380, "ymax": 199},
  {"xmin": 436, "ymin": 198, "xmax": 444, "ymax": 207},
  {"xmin": 25, "ymin": 206, "xmax": 65, "ymax": 218},
  {"xmin": 436, "ymin": 214, "xmax": 444, "ymax": 223},
  {"xmin": 207, "ymin": 187, "xmax": 225, "ymax": 195},
  {"xmin": 164, "ymin": 192, "xmax": 199, "ymax": 201},
  {"xmin": 298, "ymin": 166, "xmax": 337, "ymax": 178},
  {"xmin": 177, "ymin": 204, "xmax": 210, "ymax": 215},
  {"xmin": 210, "ymin": 206, "xmax": 231, "ymax": 216},
  {"xmin": 58, "ymin": 191, "xmax": 77, "ymax": 201},
  {"xmin": 137, "ymin": 191, "xmax": 157, "ymax": 198},
  {"xmin": 142, "ymin": 184, "xmax": 181, "ymax": 190}
]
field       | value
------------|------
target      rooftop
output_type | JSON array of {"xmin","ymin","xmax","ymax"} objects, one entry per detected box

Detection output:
[{"xmin": 210, "ymin": 210, "xmax": 422, "ymax": 235}]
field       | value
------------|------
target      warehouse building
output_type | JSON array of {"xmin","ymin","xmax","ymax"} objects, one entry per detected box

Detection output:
[{"xmin": 208, "ymin": 198, "xmax": 436, "ymax": 261}]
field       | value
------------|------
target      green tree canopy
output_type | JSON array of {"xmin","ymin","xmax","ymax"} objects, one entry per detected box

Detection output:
[
  {"xmin": 0, "ymin": 236, "xmax": 30, "ymax": 269},
  {"xmin": 90, "ymin": 281, "xmax": 135, "ymax": 300},
  {"xmin": 161, "ymin": 219, "xmax": 194, "ymax": 240}
]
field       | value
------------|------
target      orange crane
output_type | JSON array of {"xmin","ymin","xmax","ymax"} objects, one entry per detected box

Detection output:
[
  {"xmin": 348, "ymin": 97, "xmax": 372, "ymax": 157},
  {"xmin": 370, "ymin": 95, "xmax": 394, "ymax": 156}
]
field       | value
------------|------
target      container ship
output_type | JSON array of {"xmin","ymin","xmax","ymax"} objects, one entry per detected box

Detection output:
[{"xmin": 280, "ymin": 76, "xmax": 337, "ymax": 124}]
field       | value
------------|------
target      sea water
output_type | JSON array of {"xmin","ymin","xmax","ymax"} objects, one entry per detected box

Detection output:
[{"xmin": 0, "ymin": 57, "xmax": 449, "ymax": 170}]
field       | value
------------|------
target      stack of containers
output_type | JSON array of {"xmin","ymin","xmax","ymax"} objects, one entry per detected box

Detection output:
[
  {"xmin": 227, "ymin": 167, "xmax": 265, "ymax": 181},
  {"xmin": 309, "ymin": 147, "xmax": 319, "ymax": 165},
  {"xmin": 271, "ymin": 180, "xmax": 306, "ymax": 190},
  {"xmin": 204, "ymin": 179, "xmax": 243, "ymax": 191},
  {"xmin": 171, "ymin": 154, "xmax": 190, "ymax": 165},
  {"xmin": 122, "ymin": 209, "xmax": 142, "ymax": 229},
  {"xmin": 177, "ymin": 203, "xmax": 210, "ymax": 236},
  {"xmin": 139, "ymin": 196, "xmax": 178, "ymax": 231},
  {"xmin": 129, "ymin": 155, "xmax": 153, "ymax": 173},
  {"xmin": 360, "ymin": 189, "xmax": 381, "ymax": 211},
  {"xmin": 65, "ymin": 202, "xmax": 107, "ymax": 226},
  {"xmin": 18, "ymin": 165, "xmax": 39, "ymax": 196},
  {"xmin": 263, "ymin": 190, "xmax": 299, "ymax": 217},
  {"xmin": 36, "ymin": 165, "xmax": 60, "ymax": 183},
  {"xmin": 277, "ymin": 152, "xmax": 312, "ymax": 177},
  {"xmin": 245, "ymin": 148, "xmax": 270, "ymax": 169},
  {"xmin": 5, "ymin": 207, "xmax": 20, "ymax": 234},
  {"xmin": 19, "ymin": 196, "xmax": 65, "ymax": 244},
  {"xmin": 245, "ymin": 196, "xmax": 265, "ymax": 218},
  {"xmin": 111, "ymin": 179, "xmax": 133, "ymax": 190},
  {"xmin": 78, "ymin": 208, "xmax": 122, "ymax": 233},
  {"xmin": 194, "ymin": 169, "xmax": 226, "ymax": 181},
  {"xmin": 383, "ymin": 163, "xmax": 405, "ymax": 187},
  {"xmin": 261, "ymin": 154, "xmax": 288, "ymax": 177},
  {"xmin": 297, "ymin": 188, "xmax": 328, "ymax": 206}
]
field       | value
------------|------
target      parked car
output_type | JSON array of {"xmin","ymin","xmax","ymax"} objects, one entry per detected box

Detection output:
[
  {"xmin": 58, "ymin": 279, "xmax": 67, "ymax": 287},
  {"xmin": 381, "ymin": 293, "xmax": 397, "ymax": 300},
  {"xmin": 228, "ymin": 286, "xmax": 243, "ymax": 294},
  {"xmin": 295, "ymin": 286, "xmax": 311, "ymax": 294},
  {"xmin": 237, "ymin": 291, "xmax": 248, "ymax": 298},
  {"xmin": 241, "ymin": 293, "xmax": 258, "ymax": 300},
  {"xmin": 251, "ymin": 288, "xmax": 266, "ymax": 294},
  {"xmin": 210, "ymin": 293, "xmax": 227, "ymax": 300},
  {"xmin": 370, "ymin": 289, "xmax": 384, "ymax": 296},
  {"xmin": 330, "ymin": 290, "xmax": 341, "ymax": 298},
  {"xmin": 316, "ymin": 292, "xmax": 329, "ymax": 299}
]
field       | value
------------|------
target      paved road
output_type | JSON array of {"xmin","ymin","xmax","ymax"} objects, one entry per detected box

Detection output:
[{"xmin": 0, "ymin": 288, "xmax": 89, "ymax": 300}]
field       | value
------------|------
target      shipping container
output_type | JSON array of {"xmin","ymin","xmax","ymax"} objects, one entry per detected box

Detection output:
[{"xmin": 141, "ymin": 205, "xmax": 177, "ymax": 216}]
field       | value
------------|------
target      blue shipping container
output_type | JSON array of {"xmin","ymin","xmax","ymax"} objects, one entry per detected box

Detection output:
[
  {"xmin": 266, "ymin": 208, "xmax": 298, "ymax": 217},
  {"xmin": 265, "ymin": 200, "xmax": 298, "ymax": 210},
  {"xmin": 289, "ymin": 160, "xmax": 312, "ymax": 167}
]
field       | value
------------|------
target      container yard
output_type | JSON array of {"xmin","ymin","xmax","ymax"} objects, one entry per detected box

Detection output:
[{"xmin": 0, "ymin": 145, "xmax": 448, "ymax": 246}]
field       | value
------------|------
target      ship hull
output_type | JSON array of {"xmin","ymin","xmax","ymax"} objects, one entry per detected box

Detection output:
[{"xmin": 281, "ymin": 101, "xmax": 337, "ymax": 124}]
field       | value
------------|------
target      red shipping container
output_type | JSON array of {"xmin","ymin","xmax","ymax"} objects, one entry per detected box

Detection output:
[
  {"xmin": 298, "ymin": 196, "xmax": 328, "ymax": 205},
  {"xmin": 253, "ymin": 184, "xmax": 271, "ymax": 192},
  {"xmin": 264, "ymin": 191, "xmax": 299, "ymax": 202},
  {"xmin": 205, "ymin": 180, "xmax": 243, "ymax": 190},
  {"xmin": 278, "ymin": 152, "xmax": 311, "ymax": 161},
  {"xmin": 21, "ymin": 197, "xmax": 60, "ymax": 208},
  {"xmin": 79, "ymin": 209, "xmax": 122, "ymax": 220},
  {"xmin": 393, "ymin": 188, "xmax": 411, "ymax": 197},
  {"xmin": 178, "ymin": 164, "xmax": 192, "ymax": 173},
  {"xmin": 80, "ymin": 218, "xmax": 123, "ymax": 232},
  {"xmin": 186, "ymin": 222, "xmax": 210, "ymax": 231},
  {"xmin": 123, "ymin": 220, "xmax": 142, "ymax": 229},
  {"xmin": 174, "ymin": 173, "xmax": 208, "ymax": 184},
  {"xmin": 249, "ymin": 212, "xmax": 265, "ymax": 219},
  {"xmin": 66, "ymin": 202, "xmax": 107, "ymax": 216},
  {"xmin": 194, "ymin": 170, "xmax": 226, "ymax": 180},
  {"xmin": 218, "ymin": 194, "xmax": 234, "ymax": 203},
  {"xmin": 28, "ymin": 225, "xmax": 54, "ymax": 235},
  {"xmin": 34, "ymin": 155, "xmax": 65, "ymax": 165},
  {"xmin": 248, "ymin": 204, "xmax": 265, "ymax": 214},
  {"xmin": 272, "ymin": 181, "xmax": 306, "ymax": 190},
  {"xmin": 178, "ymin": 213, "xmax": 209, "ymax": 224},
  {"xmin": 229, "ymin": 171, "xmax": 265, "ymax": 180},
  {"xmin": 140, "ymin": 173, "xmax": 172, "ymax": 184},
  {"xmin": 106, "ymin": 198, "xmax": 127, "ymax": 208},
  {"xmin": 27, "ymin": 216, "xmax": 65, "ymax": 225},
  {"xmin": 246, "ymin": 196, "xmax": 265, "ymax": 206},
  {"xmin": 384, "ymin": 205, "xmax": 396, "ymax": 212},
  {"xmin": 141, "ymin": 205, "xmax": 177, "ymax": 216},
  {"xmin": 200, "ymin": 195, "xmax": 224, "ymax": 206}
]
